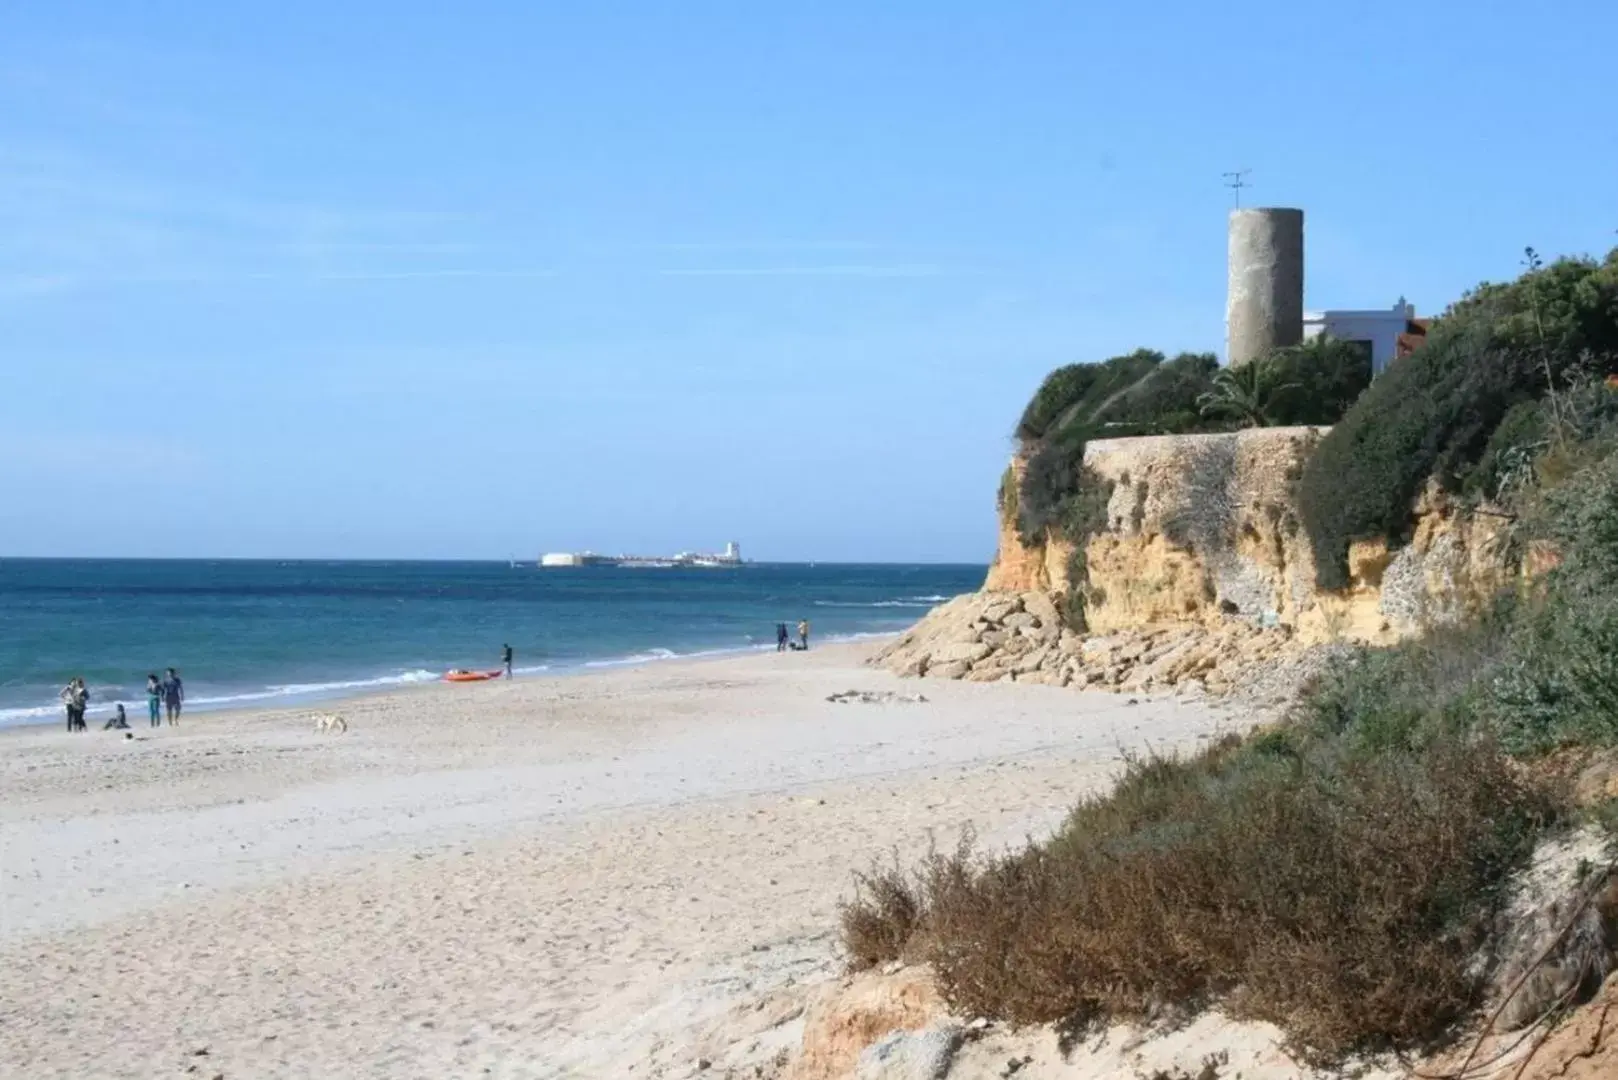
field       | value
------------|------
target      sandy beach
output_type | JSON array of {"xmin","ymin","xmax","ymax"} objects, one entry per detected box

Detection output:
[{"xmin": 0, "ymin": 642, "xmax": 1238, "ymax": 1079}]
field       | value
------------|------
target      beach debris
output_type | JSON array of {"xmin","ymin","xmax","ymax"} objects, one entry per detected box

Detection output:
[{"xmin": 826, "ymin": 690, "xmax": 928, "ymax": 706}]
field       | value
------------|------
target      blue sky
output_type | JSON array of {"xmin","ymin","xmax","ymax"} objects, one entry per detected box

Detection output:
[{"xmin": 3, "ymin": 2, "xmax": 1615, "ymax": 562}]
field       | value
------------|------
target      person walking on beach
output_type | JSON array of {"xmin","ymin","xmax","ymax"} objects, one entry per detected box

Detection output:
[
  {"xmin": 797, "ymin": 619, "xmax": 810, "ymax": 652},
  {"xmin": 146, "ymin": 673, "xmax": 162, "ymax": 728},
  {"xmin": 502, "ymin": 643, "xmax": 514, "ymax": 679},
  {"xmin": 161, "ymin": 667, "xmax": 184, "ymax": 725},
  {"xmin": 776, "ymin": 622, "xmax": 789, "ymax": 652}
]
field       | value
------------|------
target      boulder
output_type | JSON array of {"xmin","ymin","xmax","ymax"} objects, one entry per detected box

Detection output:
[
  {"xmin": 1012, "ymin": 648, "xmax": 1050, "ymax": 675},
  {"xmin": 1001, "ymin": 611, "xmax": 1039, "ymax": 632},
  {"xmin": 1021, "ymin": 591, "xmax": 1061, "ymax": 629},
  {"xmin": 855, "ymin": 1026, "xmax": 963, "ymax": 1080},
  {"xmin": 979, "ymin": 596, "xmax": 1021, "ymax": 624},
  {"xmin": 935, "ymin": 642, "xmax": 991, "ymax": 665},
  {"xmin": 929, "ymin": 660, "xmax": 970, "ymax": 680}
]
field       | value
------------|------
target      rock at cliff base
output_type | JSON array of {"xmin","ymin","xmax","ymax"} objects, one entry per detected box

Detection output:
[{"xmin": 855, "ymin": 1025, "xmax": 963, "ymax": 1080}]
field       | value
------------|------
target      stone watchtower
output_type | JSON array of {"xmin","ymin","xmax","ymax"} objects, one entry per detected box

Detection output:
[{"xmin": 1226, "ymin": 207, "xmax": 1304, "ymax": 366}]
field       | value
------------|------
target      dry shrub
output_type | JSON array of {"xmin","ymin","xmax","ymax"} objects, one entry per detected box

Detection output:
[
  {"xmin": 839, "ymin": 855, "xmax": 927, "ymax": 971},
  {"xmin": 841, "ymin": 734, "xmax": 1552, "ymax": 1057}
]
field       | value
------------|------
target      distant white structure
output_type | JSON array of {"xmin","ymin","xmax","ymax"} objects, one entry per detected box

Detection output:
[
  {"xmin": 1304, "ymin": 298, "xmax": 1418, "ymax": 376},
  {"xmin": 540, "ymin": 551, "xmax": 597, "ymax": 567},
  {"xmin": 539, "ymin": 542, "xmax": 742, "ymax": 568}
]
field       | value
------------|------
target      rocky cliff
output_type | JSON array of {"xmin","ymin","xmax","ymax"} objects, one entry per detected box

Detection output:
[{"xmin": 881, "ymin": 427, "xmax": 1521, "ymax": 702}]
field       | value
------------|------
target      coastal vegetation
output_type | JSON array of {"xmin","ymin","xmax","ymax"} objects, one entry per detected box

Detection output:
[
  {"xmin": 1298, "ymin": 248, "xmax": 1618, "ymax": 588},
  {"xmin": 844, "ymin": 244, "xmax": 1618, "ymax": 1059}
]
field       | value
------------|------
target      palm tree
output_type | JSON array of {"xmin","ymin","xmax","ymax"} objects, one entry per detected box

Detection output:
[{"xmin": 1197, "ymin": 361, "xmax": 1301, "ymax": 428}]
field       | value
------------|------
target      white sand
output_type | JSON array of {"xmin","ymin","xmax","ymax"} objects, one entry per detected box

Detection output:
[{"xmin": 0, "ymin": 643, "xmax": 1238, "ymax": 1079}]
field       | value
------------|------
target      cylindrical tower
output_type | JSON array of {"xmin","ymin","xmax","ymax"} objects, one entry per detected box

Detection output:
[{"xmin": 1226, "ymin": 207, "xmax": 1304, "ymax": 366}]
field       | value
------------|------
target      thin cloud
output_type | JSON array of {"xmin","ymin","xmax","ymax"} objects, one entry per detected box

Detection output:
[
  {"xmin": 639, "ymin": 241, "xmax": 882, "ymax": 253},
  {"xmin": 309, "ymin": 268, "xmax": 559, "ymax": 281},
  {"xmin": 657, "ymin": 264, "xmax": 953, "ymax": 278},
  {"xmin": 0, "ymin": 273, "xmax": 78, "ymax": 299}
]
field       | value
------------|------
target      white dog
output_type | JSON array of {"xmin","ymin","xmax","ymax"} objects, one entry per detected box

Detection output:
[{"xmin": 313, "ymin": 713, "xmax": 348, "ymax": 735}]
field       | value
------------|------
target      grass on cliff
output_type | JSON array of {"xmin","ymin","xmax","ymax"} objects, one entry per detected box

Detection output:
[{"xmin": 1298, "ymin": 247, "xmax": 1618, "ymax": 589}]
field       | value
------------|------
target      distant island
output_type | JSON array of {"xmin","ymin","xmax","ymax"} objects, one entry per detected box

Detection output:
[{"xmin": 539, "ymin": 540, "xmax": 743, "ymax": 569}]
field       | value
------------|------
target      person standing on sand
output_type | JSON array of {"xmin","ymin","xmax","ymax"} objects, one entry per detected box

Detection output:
[
  {"xmin": 776, "ymin": 623, "xmax": 789, "ymax": 652},
  {"xmin": 162, "ymin": 667, "xmax": 184, "ymax": 725},
  {"xmin": 146, "ymin": 674, "xmax": 162, "ymax": 728},
  {"xmin": 798, "ymin": 619, "xmax": 810, "ymax": 652},
  {"xmin": 502, "ymin": 643, "xmax": 514, "ymax": 679},
  {"xmin": 59, "ymin": 679, "xmax": 81, "ymax": 732}
]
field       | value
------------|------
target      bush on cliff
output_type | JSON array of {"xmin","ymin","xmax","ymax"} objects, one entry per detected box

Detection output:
[{"xmin": 1298, "ymin": 249, "xmax": 1618, "ymax": 589}]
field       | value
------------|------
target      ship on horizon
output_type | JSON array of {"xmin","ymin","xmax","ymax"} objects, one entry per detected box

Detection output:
[{"xmin": 539, "ymin": 541, "xmax": 743, "ymax": 569}]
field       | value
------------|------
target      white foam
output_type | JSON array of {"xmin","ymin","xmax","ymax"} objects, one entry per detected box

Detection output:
[
  {"xmin": 582, "ymin": 647, "xmax": 681, "ymax": 669},
  {"xmin": 811, "ymin": 599, "xmax": 938, "ymax": 608}
]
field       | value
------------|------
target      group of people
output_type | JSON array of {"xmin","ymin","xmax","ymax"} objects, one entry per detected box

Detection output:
[
  {"xmin": 59, "ymin": 668, "xmax": 184, "ymax": 733},
  {"xmin": 775, "ymin": 619, "xmax": 811, "ymax": 652}
]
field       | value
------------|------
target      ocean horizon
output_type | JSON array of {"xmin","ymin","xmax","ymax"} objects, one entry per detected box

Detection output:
[{"xmin": 0, "ymin": 558, "xmax": 983, "ymax": 728}]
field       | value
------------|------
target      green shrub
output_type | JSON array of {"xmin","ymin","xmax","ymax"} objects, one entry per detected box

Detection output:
[
  {"xmin": 1015, "ymin": 350, "xmax": 1166, "ymax": 442},
  {"xmin": 1263, "ymin": 337, "xmax": 1373, "ymax": 426},
  {"xmin": 1016, "ymin": 437, "xmax": 1087, "ymax": 543},
  {"xmin": 1298, "ymin": 251, "xmax": 1618, "ymax": 588},
  {"xmin": 996, "ymin": 464, "xmax": 1019, "ymax": 524}
]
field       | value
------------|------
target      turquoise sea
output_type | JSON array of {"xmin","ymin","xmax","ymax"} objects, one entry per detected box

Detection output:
[{"xmin": 0, "ymin": 559, "xmax": 982, "ymax": 727}]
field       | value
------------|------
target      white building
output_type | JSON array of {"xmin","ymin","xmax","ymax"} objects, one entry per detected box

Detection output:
[{"xmin": 1303, "ymin": 297, "xmax": 1419, "ymax": 377}]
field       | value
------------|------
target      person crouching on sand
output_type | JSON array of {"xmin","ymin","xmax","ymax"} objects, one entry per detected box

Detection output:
[
  {"xmin": 146, "ymin": 673, "xmax": 162, "ymax": 727},
  {"xmin": 162, "ymin": 667, "xmax": 184, "ymax": 725}
]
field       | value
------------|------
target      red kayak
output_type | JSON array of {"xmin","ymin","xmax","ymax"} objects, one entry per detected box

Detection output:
[{"xmin": 444, "ymin": 669, "xmax": 504, "ymax": 683}]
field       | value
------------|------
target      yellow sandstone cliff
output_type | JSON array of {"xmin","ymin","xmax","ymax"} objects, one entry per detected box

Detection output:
[{"xmin": 880, "ymin": 427, "xmax": 1522, "ymax": 702}]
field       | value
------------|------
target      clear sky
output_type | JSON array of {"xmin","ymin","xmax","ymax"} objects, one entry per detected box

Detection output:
[{"xmin": 3, "ymin": 2, "xmax": 1615, "ymax": 562}]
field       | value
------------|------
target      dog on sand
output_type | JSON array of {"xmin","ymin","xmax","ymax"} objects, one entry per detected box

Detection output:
[{"xmin": 313, "ymin": 713, "xmax": 348, "ymax": 734}]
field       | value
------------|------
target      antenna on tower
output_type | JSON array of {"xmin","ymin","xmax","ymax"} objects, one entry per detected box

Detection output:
[{"xmin": 1222, "ymin": 169, "xmax": 1252, "ymax": 208}]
